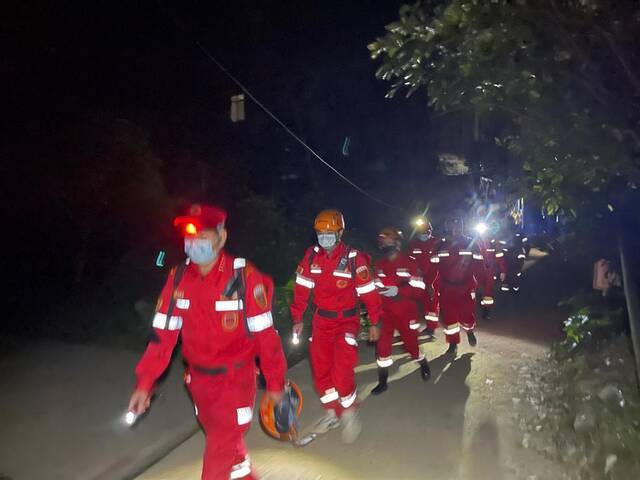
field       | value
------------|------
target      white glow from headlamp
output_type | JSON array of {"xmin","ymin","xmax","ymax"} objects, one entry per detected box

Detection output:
[
  {"xmin": 474, "ymin": 222, "xmax": 488, "ymax": 235},
  {"xmin": 292, "ymin": 332, "xmax": 300, "ymax": 345}
]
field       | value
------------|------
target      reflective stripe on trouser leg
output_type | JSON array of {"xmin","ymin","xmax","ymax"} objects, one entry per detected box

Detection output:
[
  {"xmin": 333, "ymin": 319, "xmax": 360, "ymax": 413},
  {"xmin": 230, "ymin": 455, "xmax": 252, "ymax": 479},
  {"xmin": 461, "ymin": 290, "xmax": 477, "ymax": 332},
  {"xmin": 340, "ymin": 390, "xmax": 357, "ymax": 409}
]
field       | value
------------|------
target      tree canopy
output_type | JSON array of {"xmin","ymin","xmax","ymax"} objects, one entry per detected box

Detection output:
[{"xmin": 369, "ymin": 0, "xmax": 640, "ymax": 223}]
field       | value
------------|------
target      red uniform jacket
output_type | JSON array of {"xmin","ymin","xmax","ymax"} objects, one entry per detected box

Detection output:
[
  {"xmin": 408, "ymin": 237, "xmax": 440, "ymax": 278},
  {"xmin": 135, "ymin": 251, "xmax": 286, "ymax": 394},
  {"xmin": 374, "ymin": 252, "xmax": 426, "ymax": 305},
  {"xmin": 290, "ymin": 242, "xmax": 382, "ymax": 325},
  {"xmin": 478, "ymin": 237, "xmax": 508, "ymax": 286},
  {"xmin": 424, "ymin": 236, "xmax": 491, "ymax": 292}
]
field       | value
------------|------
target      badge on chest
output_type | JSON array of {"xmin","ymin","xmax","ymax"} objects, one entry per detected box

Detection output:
[{"xmin": 215, "ymin": 291, "xmax": 242, "ymax": 332}]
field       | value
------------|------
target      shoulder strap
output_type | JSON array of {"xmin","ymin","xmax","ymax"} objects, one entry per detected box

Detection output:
[
  {"xmin": 224, "ymin": 257, "xmax": 251, "ymax": 337},
  {"xmin": 163, "ymin": 261, "xmax": 188, "ymax": 330},
  {"xmin": 307, "ymin": 246, "xmax": 318, "ymax": 269}
]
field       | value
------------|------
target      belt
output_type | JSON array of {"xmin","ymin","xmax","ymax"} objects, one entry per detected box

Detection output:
[
  {"xmin": 315, "ymin": 307, "xmax": 358, "ymax": 319},
  {"xmin": 190, "ymin": 359, "xmax": 249, "ymax": 376}
]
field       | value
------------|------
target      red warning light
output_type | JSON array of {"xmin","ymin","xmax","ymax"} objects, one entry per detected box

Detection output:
[{"xmin": 185, "ymin": 223, "xmax": 197, "ymax": 235}]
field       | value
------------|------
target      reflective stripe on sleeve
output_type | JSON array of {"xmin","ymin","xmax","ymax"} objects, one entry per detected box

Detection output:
[
  {"xmin": 430, "ymin": 256, "xmax": 440, "ymax": 264},
  {"xmin": 473, "ymin": 253, "xmax": 483, "ymax": 260},
  {"xmin": 409, "ymin": 321, "xmax": 421, "ymax": 330},
  {"xmin": 152, "ymin": 313, "xmax": 183, "ymax": 330},
  {"xmin": 295, "ymin": 274, "xmax": 315, "ymax": 289},
  {"xmin": 409, "ymin": 277, "xmax": 426, "ymax": 289},
  {"xmin": 438, "ymin": 251, "xmax": 450, "ymax": 257},
  {"xmin": 495, "ymin": 252, "xmax": 505, "ymax": 258},
  {"xmin": 395, "ymin": 269, "xmax": 411, "ymax": 277},
  {"xmin": 517, "ymin": 253, "xmax": 526, "ymax": 259},
  {"xmin": 459, "ymin": 250, "xmax": 472, "ymax": 256},
  {"xmin": 425, "ymin": 312, "xmax": 439, "ymax": 321},
  {"xmin": 356, "ymin": 281, "xmax": 376, "ymax": 295},
  {"xmin": 247, "ymin": 311, "xmax": 273, "ymax": 332}
]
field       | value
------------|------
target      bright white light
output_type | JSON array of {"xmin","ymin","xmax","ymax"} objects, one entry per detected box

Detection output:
[
  {"xmin": 292, "ymin": 333, "xmax": 300, "ymax": 345},
  {"xmin": 413, "ymin": 217, "xmax": 426, "ymax": 227},
  {"xmin": 124, "ymin": 411, "xmax": 137, "ymax": 426},
  {"xmin": 474, "ymin": 222, "xmax": 488, "ymax": 235}
]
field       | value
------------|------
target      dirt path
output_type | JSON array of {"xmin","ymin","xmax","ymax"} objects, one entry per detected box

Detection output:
[{"xmin": 137, "ymin": 293, "xmax": 569, "ymax": 480}]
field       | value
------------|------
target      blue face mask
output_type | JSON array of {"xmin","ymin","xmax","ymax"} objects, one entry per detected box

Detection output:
[
  {"xmin": 184, "ymin": 238, "xmax": 217, "ymax": 265},
  {"xmin": 317, "ymin": 233, "xmax": 338, "ymax": 249},
  {"xmin": 418, "ymin": 233, "xmax": 431, "ymax": 242}
]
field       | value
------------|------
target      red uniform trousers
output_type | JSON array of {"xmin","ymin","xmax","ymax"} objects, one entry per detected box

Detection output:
[
  {"xmin": 309, "ymin": 314, "xmax": 360, "ymax": 415},
  {"xmin": 439, "ymin": 283, "xmax": 476, "ymax": 345},
  {"xmin": 186, "ymin": 362, "xmax": 257, "ymax": 480},
  {"xmin": 376, "ymin": 300, "xmax": 422, "ymax": 367},
  {"xmin": 424, "ymin": 277, "xmax": 441, "ymax": 331}
]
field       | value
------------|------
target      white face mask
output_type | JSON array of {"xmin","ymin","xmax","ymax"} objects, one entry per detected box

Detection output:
[
  {"xmin": 418, "ymin": 233, "xmax": 431, "ymax": 242},
  {"xmin": 317, "ymin": 233, "xmax": 338, "ymax": 249}
]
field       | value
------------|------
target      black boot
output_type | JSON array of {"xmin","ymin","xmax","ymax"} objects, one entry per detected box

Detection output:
[
  {"xmin": 419, "ymin": 358, "xmax": 431, "ymax": 381},
  {"xmin": 467, "ymin": 331, "xmax": 477, "ymax": 347},
  {"xmin": 481, "ymin": 306, "xmax": 491, "ymax": 320},
  {"xmin": 371, "ymin": 367, "xmax": 389, "ymax": 395},
  {"xmin": 445, "ymin": 343, "xmax": 458, "ymax": 357}
]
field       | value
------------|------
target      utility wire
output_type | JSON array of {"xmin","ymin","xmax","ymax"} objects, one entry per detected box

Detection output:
[
  {"xmin": 191, "ymin": 40, "xmax": 401, "ymax": 211},
  {"xmin": 160, "ymin": 10, "xmax": 401, "ymax": 212}
]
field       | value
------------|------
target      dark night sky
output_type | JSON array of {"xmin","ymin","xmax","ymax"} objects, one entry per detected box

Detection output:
[{"xmin": 4, "ymin": 0, "xmax": 448, "ymax": 224}]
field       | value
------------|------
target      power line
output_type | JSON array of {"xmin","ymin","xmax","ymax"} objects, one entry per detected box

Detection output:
[
  {"xmin": 192, "ymin": 40, "xmax": 401, "ymax": 211},
  {"xmin": 162, "ymin": 7, "xmax": 402, "ymax": 211}
]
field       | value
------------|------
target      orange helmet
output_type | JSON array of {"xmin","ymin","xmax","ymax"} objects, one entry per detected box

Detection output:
[
  {"xmin": 259, "ymin": 380, "xmax": 303, "ymax": 442},
  {"xmin": 314, "ymin": 209, "xmax": 345, "ymax": 233},
  {"xmin": 378, "ymin": 227, "xmax": 403, "ymax": 243}
]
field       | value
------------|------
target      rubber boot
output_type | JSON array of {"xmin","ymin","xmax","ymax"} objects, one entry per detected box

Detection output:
[
  {"xmin": 419, "ymin": 358, "xmax": 431, "ymax": 381},
  {"xmin": 467, "ymin": 331, "xmax": 477, "ymax": 347},
  {"xmin": 445, "ymin": 343, "xmax": 458, "ymax": 357},
  {"xmin": 481, "ymin": 306, "xmax": 491, "ymax": 320},
  {"xmin": 371, "ymin": 367, "xmax": 389, "ymax": 395}
]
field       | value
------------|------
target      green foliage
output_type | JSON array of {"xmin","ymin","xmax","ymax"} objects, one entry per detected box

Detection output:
[
  {"xmin": 558, "ymin": 290, "xmax": 626, "ymax": 351},
  {"xmin": 369, "ymin": 0, "xmax": 640, "ymax": 225}
]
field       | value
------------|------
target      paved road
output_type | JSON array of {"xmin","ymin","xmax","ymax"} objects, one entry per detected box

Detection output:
[{"xmin": 137, "ymin": 257, "xmax": 571, "ymax": 480}]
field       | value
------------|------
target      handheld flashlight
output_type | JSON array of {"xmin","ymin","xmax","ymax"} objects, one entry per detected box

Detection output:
[{"xmin": 124, "ymin": 411, "xmax": 139, "ymax": 427}]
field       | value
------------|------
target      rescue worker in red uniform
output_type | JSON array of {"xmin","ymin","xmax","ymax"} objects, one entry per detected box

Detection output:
[
  {"xmin": 290, "ymin": 209, "xmax": 382, "ymax": 443},
  {"xmin": 408, "ymin": 217, "xmax": 440, "ymax": 336},
  {"xmin": 425, "ymin": 214, "xmax": 493, "ymax": 357},
  {"xmin": 128, "ymin": 204, "xmax": 286, "ymax": 480},
  {"xmin": 476, "ymin": 232, "xmax": 508, "ymax": 320},
  {"xmin": 371, "ymin": 228, "xmax": 431, "ymax": 395}
]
